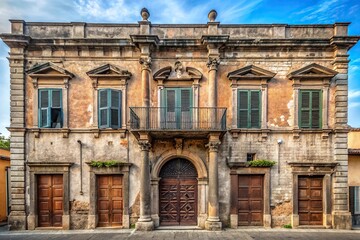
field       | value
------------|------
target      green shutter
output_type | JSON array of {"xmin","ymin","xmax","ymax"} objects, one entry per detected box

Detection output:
[
  {"xmin": 238, "ymin": 90, "xmax": 261, "ymax": 128},
  {"xmin": 99, "ymin": 89, "xmax": 109, "ymax": 128},
  {"xmin": 250, "ymin": 91, "xmax": 261, "ymax": 128},
  {"xmin": 98, "ymin": 89, "xmax": 122, "ymax": 129},
  {"xmin": 39, "ymin": 89, "xmax": 50, "ymax": 128},
  {"xmin": 110, "ymin": 90, "xmax": 121, "ymax": 129},
  {"xmin": 299, "ymin": 90, "xmax": 322, "ymax": 129},
  {"xmin": 39, "ymin": 89, "xmax": 62, "ymax": 128},
  {"xmin": 238, "ymin": 90, "xmax": 249, "ymax": 128},
  {"xmin": 163, "ymin": 88, "xmax": 192, "ymax": 129}
]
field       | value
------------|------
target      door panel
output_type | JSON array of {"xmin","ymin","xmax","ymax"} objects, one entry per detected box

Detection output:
[
  {"xmin": 238, "ymin": 175, "xmax": 264, "ymax": 226},
  {"xmin": 160, "ymin": 178, "xmax": 197, "ymax": 226},
  {"xmin": 298, "ymin": 176, "xmax": 323, "ymax": 225},
  {"xmin": 97, "ymin": 175, "xmax": 123, "ymax": 227},
  {"xmin": 37, "ymin": 175, "xmax": 63, "ymax": 227},
  {"xmin": 159, "ymin": 158, "xmax": 198, "ymax": 226}
]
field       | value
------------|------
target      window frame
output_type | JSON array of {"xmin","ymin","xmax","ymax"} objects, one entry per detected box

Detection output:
[
  {"xmin": 237, "ymin": 89, "xmax": 261, "ymax": 129},
  {"xmin": 38, "ymin": 88, "xmax": 63, "ymax": 128},
  {"xmin": 355, "ymin": 186, "xmax": 360, "ymax": 214},
  {"xmin": 298, "ymin": 89, "xmax": 322, "ymax": 129},
  {"xmin": 98, "ymin": 89, "xmax": 122, "ymax": 129}
]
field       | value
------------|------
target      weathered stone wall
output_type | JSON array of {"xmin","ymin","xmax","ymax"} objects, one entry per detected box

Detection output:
[{"xmin": 2, "ymin": 18, "xmax": 357, "ymax": 230}]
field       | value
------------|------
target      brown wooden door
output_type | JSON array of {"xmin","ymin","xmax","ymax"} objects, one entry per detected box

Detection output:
[
  {"xmin": 298, "ymin": 176, "xmax": 323, "ymax": 225},
  {"xmin": 159, "ymin": 158, "xmax": 198, "ymax": 226},
  {"xmin": 37, "ymin": 175, "xmax": 63, "ymax": 227},
  {"xmin": 97, "ymin": 175, "xmax": 123, "ymax": 227},
  {"xmin": 160, "ymin": 178, "xmax": 197, "ymax": 225},
  {"xmin": 238, "ymin": 175, "xmax": 264, "ymax": 226}
]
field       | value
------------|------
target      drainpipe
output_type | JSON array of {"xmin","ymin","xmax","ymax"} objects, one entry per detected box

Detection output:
[
  {"xmin": 277, "ymin": 139, "xmax": 283, "ymax": 185},
  {"xmin": 77, "ymin": 140, "xmax": 83, "ymax": 195}
]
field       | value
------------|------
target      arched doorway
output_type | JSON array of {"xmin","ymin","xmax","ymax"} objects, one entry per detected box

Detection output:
[{"xmin": 159, "ymin": 158, "xmax": 198, "ymax": 226}]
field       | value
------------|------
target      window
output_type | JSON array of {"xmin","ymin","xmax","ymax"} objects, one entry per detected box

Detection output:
[
  {"xmin": 38, "ymin": 89, "xmax": 62, "ymax": 128},
  {"xmin": 299, "ymin": 90, "xmax": 322, "ymax": 129},
  {"xmin": 238, "ymin": 90, "xmax": 261, "ymax": 128},
  {"xmin": 247, "ymin": 153, "xmax": 256, "ymax": 161},
  {"xmin": 355, "ymin": 187, "xmax": 360, "ymax": 214},
  {"xmin": 162, "ymin": 88, "xmax": 192, "ymax": 129},
  {"xmin": 98, "ymin": 89, "xmax": 122, "ymax": 129}
]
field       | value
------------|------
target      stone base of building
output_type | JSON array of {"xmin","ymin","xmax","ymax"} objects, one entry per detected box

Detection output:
[
  {"xmin": 263, "ymin": 214, "xmax": 272, "ymax": 228},
  {"xmin": 135, "ymin": 220, "xmax": 154, "ymax": 231},
  {"xmin": 8, "ymin": 214, "xmax": 26, "ymax": 230},
  {"xmin": 205, "ymin": 219, "xmax": 222, "ymax": 231},
  {"xmin": 27, "ymin": 214, "xmax": 36, "ymax": 230},
  {"xmin": 332, "ymin": 212, "xmax": 352, "ymax": 230}
]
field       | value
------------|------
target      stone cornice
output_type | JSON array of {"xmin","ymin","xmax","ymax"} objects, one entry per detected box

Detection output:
[
  {"xmin": 130, "ymin": 35, "xmax": 160, "ymax": 46},
  {"xmin": 0, "ymin": 34, "xmax": 30, "ymax": 48}
]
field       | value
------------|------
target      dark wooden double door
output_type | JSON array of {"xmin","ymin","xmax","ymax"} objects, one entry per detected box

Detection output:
[
  {"xmin": 298, "ymin": 176, "xmax": 323, "ymax": 225},
  {"xmin": 97, "ymin": 175, "xmax": 123, "ymax": 227},
  {"xmin": 159, "ymin": 158, "xmax": 198, "ymax": 226},
  {"xmin": 237, "ymin": 175, "xmax": 264, "ymax": 226},
  {"xmin": 37, "ymin": 175, "xmax": 63, "ymax": 227}
]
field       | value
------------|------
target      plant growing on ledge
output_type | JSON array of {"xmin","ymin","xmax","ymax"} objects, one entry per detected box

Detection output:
[
  {"xmin": 90, "ymin": 160, "xmax": 119, "ymax": 168},
  {"xmin": 247, "ymin": 159, "xmax": 276, "ymax": 167}
]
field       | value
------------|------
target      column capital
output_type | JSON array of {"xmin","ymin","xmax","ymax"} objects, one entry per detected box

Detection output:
[
  {"xmin": 206, "ymin": 141, "xmax": 221, "ymax": 152},
  {"xmin": 138, "ymin": 140, "xmax": 151, "ymax": 151},
  {"xmin": 206, "ymin": 57, "xmax": 220, "ymax": 71},
  {"xmin": 139, "ymin": 57, "xmax": 152, "ymax": 71}
]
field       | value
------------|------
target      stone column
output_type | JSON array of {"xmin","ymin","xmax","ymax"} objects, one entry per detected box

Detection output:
[
  {"xmin": 4, "ymin": 21, "xmax": 29, "ymax": 230},
  {"xmin": 207, "ymin": 57, "xmax": 220, "ymax": 108},
  {"xmin": 135, "ymin": 139, "xmax": 154, "ymax": 231},
  {"xmin": 139, "ymin": 57, "xmax": 151, "ymax": 129},
  {"xmin": 205, "ymin": 134, "xmax": 222, "ymax": 230},
  {"xmin": 207, "ymin": 57, "xmax": 220, "ymax": 129},
  {"xmin": 332, "ymin": 44, "xmax": 352, "ymax": 229}
]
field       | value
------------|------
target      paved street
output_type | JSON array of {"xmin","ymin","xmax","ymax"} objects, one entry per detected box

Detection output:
[{"xmin": 1, "ymin": 225, "xmax": 360, "ymax": 240}]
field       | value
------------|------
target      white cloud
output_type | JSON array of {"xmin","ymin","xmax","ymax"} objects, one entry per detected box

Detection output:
[
  {"xmin": 349, "ymin": 90, "xmax": 360, "ymax": 99},
  {"xmin": 349, "ymin": 102, "xmax": 360, "ymax": 108},
  {"xmin": 294, "ymin": 0, "xmax": 351, "ymax": 23}
]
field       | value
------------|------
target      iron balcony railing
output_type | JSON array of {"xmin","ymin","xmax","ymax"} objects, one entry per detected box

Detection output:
[{"xmin": 130, "ymin": 107, "xmax": 227, "ymax": 131}]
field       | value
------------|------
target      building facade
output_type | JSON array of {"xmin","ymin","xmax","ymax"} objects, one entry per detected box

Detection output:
[
  {"xmin": 0, "ymin": 148, "xmax": 10, "ymax": 222},
  {"xmin": 348, "ymin": 129, "xmax": 360, "ymax": 226},
  {"xmin": 1, "ymin": 9, "xmax": 359, "ymax": 230}
]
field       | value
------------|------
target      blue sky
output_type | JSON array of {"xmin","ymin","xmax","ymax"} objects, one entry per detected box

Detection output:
[{"xmin": 0, "ymin": 0, "xmax": 360, "ymax": 136}]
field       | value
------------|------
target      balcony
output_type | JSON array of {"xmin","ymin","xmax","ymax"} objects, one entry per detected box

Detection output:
[{"xmin": 129, "ymin": 107, "xmax": 227, "ymax": 139}]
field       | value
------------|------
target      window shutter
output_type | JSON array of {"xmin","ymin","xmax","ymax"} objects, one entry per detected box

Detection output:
[
  {"xmin": 238, "ymin": 91, "xmax": 248, "ymax": 128},
  {"xmin": 51, "ymin": 90, "xmax": 62, "ymax": 128},
  {"xmin": 180, "ymin": 89, "xmax": 191, "ymax": 111},
  {"xmin": 250, "ymin": 91, "xmax": 260, "ymax": 128},
  {"xmin": 110, "ymin": 90, "xmax": 121, "ymax": 129},
  {"xmin": 350, "ymin": 186, "xmax": 355, "ymax": 215},
  {"xmin": 166, "ymin": 89, "xmax": 176, "ymax": 113},
  {"xmin": 311, "ymin": 91, "xmax": 321, "ymax": 128},
  {"xmin": 300, "ymin": 91, "xmax": 310, "ymax": 128},
  {"xmin": 39, "ymin": 90, "xmax": 50, "ymax": 127},
  {"xmin": 99, "ymin": 89, "xmax": 109, "ymax": 128}
]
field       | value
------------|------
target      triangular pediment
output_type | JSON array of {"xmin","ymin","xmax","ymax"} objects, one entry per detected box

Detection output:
[
  {"xmin": 27, "ymin": 62, "xmax": 74, "ymax": 78},
  {"xmin": 227, "ymin": 65, "xmax": 276, "ymax": 81},
  {"xmin": 86, "ymin": 64, "xmax": 132, "ymax": 77},
  {"xmin": 287, "ymin": 63, "xmax": 338, "ymax": 80},
  {"xmin": 153, "ymin": 62, "xmax": 202, "ymax": 81}
]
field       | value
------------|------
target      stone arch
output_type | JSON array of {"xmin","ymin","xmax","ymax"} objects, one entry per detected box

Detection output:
[{"xmin": 152, "ymin": 149, "xmax": 208, "ymax": 179}]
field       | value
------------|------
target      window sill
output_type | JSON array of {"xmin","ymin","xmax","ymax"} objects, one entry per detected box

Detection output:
[
  {"xmin": 229, "ymin": 128, "xmax": 333, "ymax": 139},
  {"xmin": 29, "ymin": 128, "xmax": 127, "ymax": 138}
]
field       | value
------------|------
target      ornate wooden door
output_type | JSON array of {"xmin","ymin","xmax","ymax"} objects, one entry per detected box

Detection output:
[
  {"xmin": 238, "ymin": 175, "xmax": 264, "ymax": 226},
  {"xmin": 37, "ymin": 175, "xmax": 63, "ymax": 227},
  {"xmin": 159, "ymin": 158, "xmax": 197, "ymax": 226},
  {"xmin": 97, "ymin": 175, "xmax": 123, "ymax": 227},
  {"xmin": 298, "ymin": 176, "xmax": 323, "ymax": 225}
]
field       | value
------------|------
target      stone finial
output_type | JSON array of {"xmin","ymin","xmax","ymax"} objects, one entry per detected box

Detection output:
[
  {"xmin": 141, "ymin": 8, "xmax": 150, "ymax": 21},
  {"xmin": 208, "ymin": 10, "xmax": 217, "ymax": 22}
]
